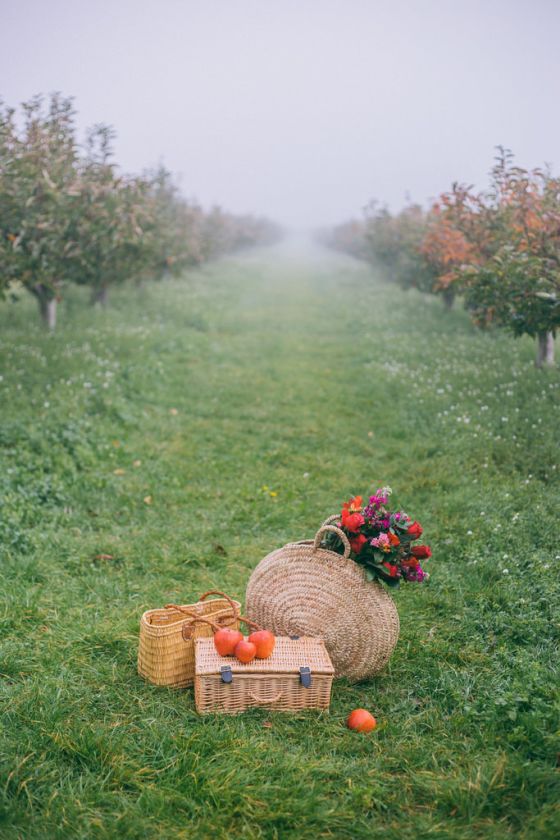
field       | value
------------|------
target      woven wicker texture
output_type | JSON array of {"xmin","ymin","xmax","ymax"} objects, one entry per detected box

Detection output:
[
  {"xmin": 138, "ymin": 591, "xmax": 241, "ymax": 688},
  {"xmin": 194, "ymin": 637, "xmax": 334, "ymax": 714},
  {"xmin": 245, "ymin": 519, "xmax": 400, "ymax": 682},
  {"xmin": 195, "ymin": 636, "xmax": 334, "ymax": 675}
]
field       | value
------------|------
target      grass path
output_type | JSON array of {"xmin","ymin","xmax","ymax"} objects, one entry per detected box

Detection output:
[{"xmin": 0, "ymin": 240, "xmax": 559, "ymax": 838}]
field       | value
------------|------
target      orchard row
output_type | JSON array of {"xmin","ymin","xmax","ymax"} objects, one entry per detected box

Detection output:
[
  {"xmin": 323, "ymin": 149, "xmax": 559, "ymax": 367},
  {"xmin": 0, "ymin": 94, "xmax": 281, "ymax": 329}
]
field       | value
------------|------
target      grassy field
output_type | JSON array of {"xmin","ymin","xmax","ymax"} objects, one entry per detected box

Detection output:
[{"xmin": 0, "ymin": 239, "xmax": 559, "ymax": 839}]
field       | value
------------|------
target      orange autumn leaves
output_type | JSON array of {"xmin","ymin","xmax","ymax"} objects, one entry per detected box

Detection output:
[
  {"xmin": 420, "ymin": 213, "xmax": 478, "ymax": 289},
  {"xmin": 421, "ymin": 152, "xmax": 560, "ymax": 297}
]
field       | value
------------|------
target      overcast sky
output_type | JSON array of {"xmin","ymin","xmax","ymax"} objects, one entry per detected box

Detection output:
[{"xmin": 2, "ymin": 0, "xmax": 559, "ymax": 228}]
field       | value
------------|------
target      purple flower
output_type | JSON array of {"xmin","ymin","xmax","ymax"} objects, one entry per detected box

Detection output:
[
  {"xmin": 405, "ymin": 565, "xmax": 426, "ymax": 582},
  {"xmin": 364, "ymin": 503, "xmax": 385, "ymax": 522}
]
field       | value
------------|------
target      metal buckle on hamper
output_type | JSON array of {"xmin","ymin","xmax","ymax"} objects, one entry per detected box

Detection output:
[
  {"xmin": 220, "ymin": 665, "xmax": 233, "ymax": 683},
  {"xmin": 299, "ymin": 666, "xmax": 312, "ymax": 688}
]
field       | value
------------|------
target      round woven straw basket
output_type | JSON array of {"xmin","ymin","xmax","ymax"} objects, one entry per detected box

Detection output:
[{"xmin": 245, "ymin": 518, "xmax": 400, "ymax": 682}]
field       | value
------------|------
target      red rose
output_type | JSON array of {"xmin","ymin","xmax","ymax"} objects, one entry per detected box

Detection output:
[
  {"xmin": 407, "ymin": 521, "xmax": 423, "ymax": 539},
  {"xmin": 402, "ymin": 556, "xmax": 419, "ymax": 568},
  {"xmin": 411, "ymin": 544, "xmax": 432, "ymax": 559},
  {"xmin": 383, "ymin": 562, "xmax": 399, "ymax": 577},
  {"xmin": 388, "ymin": 531, "xmax": 400, "ymax": 546},
  {"xmin": 349, "ymin": 534, "xmax": 367, "ymax": 555},
  {"xmin": 342, "ymin": 510, "xmax": 365, "ymax": 532}
]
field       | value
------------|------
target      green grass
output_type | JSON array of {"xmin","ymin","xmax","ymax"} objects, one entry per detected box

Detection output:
[{"xmin": 0, "ymin": 239, "xmax": 559, "ymax": 839}]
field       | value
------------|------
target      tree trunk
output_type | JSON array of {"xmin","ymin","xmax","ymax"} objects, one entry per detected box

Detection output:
[
  {"xmin": 39, "ymin": 297, "xmax": 57, "ymax": 330},
  {"xmin": 90, "ymin": 285, "xmax": 109, "ymax": 306},
  {"xmin": 442, "ymin": 288, "xmax": 455, "ymax": 311},
  {"xmin": 31, "ymin": 284, "xmax": 58, "ymax": 330},
  {"xmin": 536, "ymin": 331, "xmax": 555, "ymax": 367}
]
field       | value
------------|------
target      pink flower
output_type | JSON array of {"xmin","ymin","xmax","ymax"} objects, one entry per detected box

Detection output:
[{"xmin": 371, "ymin": 533, "xmax": 391, "ymax": 551}]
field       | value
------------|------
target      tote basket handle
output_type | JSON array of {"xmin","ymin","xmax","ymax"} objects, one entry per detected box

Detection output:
[
  {"xmin": 313, "ymin": 523, "xmax": 351, "ymax": 559},
  {"xmin": 198, "ymin": 589, "xmax": 240, "ymax": 617},
  {"xmin": 180, "ymin": 614, "xmax": 221, "ymax": 640},
  {"xmin": 180, "ymin": 612, "xmax": 260, "ymax": 641},
  {"xmin": 163, "ymin": 603, "xmax": 204, "ymax": 622},
  {"xmin": 164, "ymin": 590, "xmax": 239, "ymax": 627}
]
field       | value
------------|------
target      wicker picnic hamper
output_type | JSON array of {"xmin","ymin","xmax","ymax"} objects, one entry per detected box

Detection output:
[
  {"xmin": 245, "ymin": 518, "xmax": 400, "ymax": 682},
  {"xmin": 138, "ymin": 590, "xmax": 241, "ymax": 688},
  {"xmin": 195, "ymin": 635, "xmax": 334, "ymax": 714}
]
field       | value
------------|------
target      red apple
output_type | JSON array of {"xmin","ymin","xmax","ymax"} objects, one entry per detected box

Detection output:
[
  {"xmin": 248, "ymin": 629, "xmax": 276, "ymax": 659},
  {"xmin": 213, "ymin": 627, "xmax": 243, "ymax": 657},
  {"xmin": 234, "ymin": 639, "xmax": 257, "ymax": 663},
  {"xmin": 347, "ymin": 709, "xmax": 377, "ymax": 733}
]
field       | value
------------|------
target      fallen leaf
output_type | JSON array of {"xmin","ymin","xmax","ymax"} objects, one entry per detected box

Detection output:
[
  {"xmin": 262, "ymin": 721, "xmax": 272, "ymax": 729},
  {"xmin": 368, "ymin": 431, "xmax": 374, "ymax": 438},
  {"xmin": 113, "ymin": 468, "xmax": 125, "ymax": 476},
  {"xmin": 143, "ymin": 495, "xmax": 152, "ymax": 505},
  {"xmin": 112, "ymin": 440, "xmax": 121, "ymax": 448},
  {"xmin": 133, "ymin": 460, "xmax": 142, "ymax": 468},
  {"xmin": 94, "ymin": 554, "xmax": 114, "ymax": 561},
  {"xmin": 169, "ymin": 408, "xmax": 178, "ymax": 416}
]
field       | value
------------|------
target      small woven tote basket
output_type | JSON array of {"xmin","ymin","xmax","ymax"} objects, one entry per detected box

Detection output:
[
  {"xmin": 138, "ymin": 590, "xmax": 241, "ymax": 688},
  {"xmin": 245, "ymin": 518, "xmax": 400, "ymax": 682}
]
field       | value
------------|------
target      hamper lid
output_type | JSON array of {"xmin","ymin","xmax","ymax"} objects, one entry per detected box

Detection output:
[{"xmin": 195, "ymin": 636, "xmax": 334, "ymax": 676}]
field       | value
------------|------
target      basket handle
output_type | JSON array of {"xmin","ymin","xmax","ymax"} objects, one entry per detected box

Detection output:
[
  {"xmin": 322, "ymin": 514, "xmax": 340, "ymax": 527},
  {"xmin": 181, "ymin": 615, "xmax": 221, "ymax": 640},
  {"xmin": 248, "ymin": 690, "xmax": 282, "ymax": 704},
  {"xmin": 164, "ymin": 604, "xmax": 204, "ymax": 621},
  {"xmin": 164, "ymin": 590, "xmax": 239, "ymax": 624},
  {"xmin": 180, "ymin": 613, "xmax": 260, "ymax": 640},
  {"xmin": 237, "ymin": 615, "xmax": 260, "ymax": 632},
  {"xmin": 313, "ymin": 523, "xmax": 351, "ymax": 559},
  {"xmin": 198, "ymin": 589, "xmax": 239, "ymax": 617}
]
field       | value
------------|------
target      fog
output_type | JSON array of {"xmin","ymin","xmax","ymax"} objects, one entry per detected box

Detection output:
[{"xmin": 2, "ymin": 0, "xmax": 559, "ymax": 229}]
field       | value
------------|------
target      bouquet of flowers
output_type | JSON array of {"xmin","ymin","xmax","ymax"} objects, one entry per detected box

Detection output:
[{"xmin": 323, "ymin": 487, "xmax": 431, "ymax": 587}]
